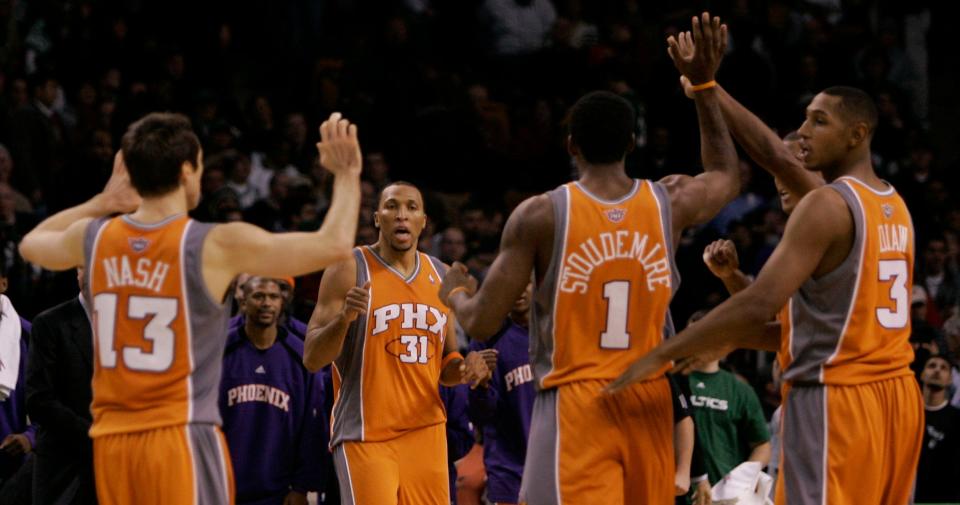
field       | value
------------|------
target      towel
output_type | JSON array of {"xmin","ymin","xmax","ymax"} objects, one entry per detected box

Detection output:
[
  {"xmin": 711, "ymin": 461, "xmax": 775, "ymax": 505},
  {"xmin": 0, "ymin": 294, "xmax": 22, "ymax": 401}
]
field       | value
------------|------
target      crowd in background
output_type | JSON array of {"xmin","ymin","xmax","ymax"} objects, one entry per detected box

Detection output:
[{"xmin": 0, "ymin": 0, "xmax": 958, "ymax": 502}]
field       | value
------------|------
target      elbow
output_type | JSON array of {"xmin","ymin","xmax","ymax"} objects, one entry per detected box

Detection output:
[
  {"xmin": 18, "ymin": 237, "xmax": 38, "ymax": 265},
  {"xmin": 303, "ymin": 356, "xmax": 326, "ymax": 374}
]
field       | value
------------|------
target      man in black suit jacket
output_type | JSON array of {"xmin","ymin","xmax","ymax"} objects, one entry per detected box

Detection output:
[{"xmin": 25, "ymin": 268, "xmax": 96, "ymax": 505}]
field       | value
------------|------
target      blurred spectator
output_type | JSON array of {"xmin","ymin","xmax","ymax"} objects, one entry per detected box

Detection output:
[
  {"xmin": 910, "ymin": 285, "xmax": 949, "ymax": 380},
  {"xmin": 0, "ymin": 145, "xmax": 31, "ymax": 213},
  {"xmin": 479, "ymin": 0, "xmax": 557, "ymax": 57},
  {"xmin": 915, "ymin": 355, "xmax": 960, "ymax": 503},
  {"xmin": 917, "ymin": 236, "xmax": 960, "ymax": 328},
  {"xmin": 440, "ymin": 384, "xmax": 472, "ymax": 504},
  {"xmin": 439, "ymin": 227, "xmax": 467, "ymax": 265},
  {"xmin": 220, "ymin": 277, "xmax": 325, "ymax": 505},
  {"xmin": 0, "ymin": 264, "xmax": 34, "ymax": 500}
]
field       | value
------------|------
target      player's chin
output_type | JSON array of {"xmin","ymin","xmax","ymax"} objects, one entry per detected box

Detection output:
[{"xmin": 389, "ymin": 239, "xmax": 415, "ymax": 252}]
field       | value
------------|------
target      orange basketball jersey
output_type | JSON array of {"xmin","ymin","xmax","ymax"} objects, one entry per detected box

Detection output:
[
  {"xmin": 330, "ymin": 246, "xmax": 450, "ymax": 446},
  {"xmin": 779, "ymin": 176, "xmax": 915, "ymax": 385},
  {"xmin": 531, "ymin": 180, "xmax": 678, "ymax": 389},
  {"xmin": 84, "ymin": 215, "xmax": 229, "ymax": 437}
]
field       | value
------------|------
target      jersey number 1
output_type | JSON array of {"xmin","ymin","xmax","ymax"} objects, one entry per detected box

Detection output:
[
  {"xmin": 94, "ymin": 294, "xmax": 178, "ymax": 372},
  {"xmin": 601, "ymin": 281, "xmax": 631, "ymax": 349}
]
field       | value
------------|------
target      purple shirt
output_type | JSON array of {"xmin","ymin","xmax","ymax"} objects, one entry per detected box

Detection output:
[
  {"xmin": 219, "ymin": 327, "xmax": 326, "ymax": 504},
  {"xmin": 441, "ymin": 384, "xmax": 473, "ymax": 504},
  {"xmin": 229, "ymin": 314, "xmax": 308, "ymax": 340},
  {"xmin": 467, "ymin": 321, "xmax": 535, "ymax": 503},
  {"xmin": 0, "ymin": 318, "xmax": 36, "ymax": 479}
]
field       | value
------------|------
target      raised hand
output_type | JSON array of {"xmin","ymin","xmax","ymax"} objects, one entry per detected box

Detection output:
[
  {"xmin": 672, "ymin": 344, "xmax": 735, "ymax": 375},
  {"xmin": 667, "ymin": 12, "xmax": 728, "ymax": 85},
  {"xmin": 439, "ymin": 262, "xmax": 478, "ymax": 307},
  {"xmin": 703, "ymin": 239, "xmax": 739, "ymax": 279},
  {"xmin": 317, "ymin": 112, "xmax": 362, "ymax": 177},
  {"xmin": 460, "ymin": 350, "xmax": 496, "ymax": 389},
  {"xmin": 98, "ymin": 151, "xmax": 142, "ymax": 214},
  {"xmin": 342, "ymin": 281, "xmax": 370, "ymax": 323}
]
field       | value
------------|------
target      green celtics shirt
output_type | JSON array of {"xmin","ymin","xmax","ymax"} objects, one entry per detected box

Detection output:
[{"xmin": 688, "ymin": 369, "xmax": 771, "ymax": 484}]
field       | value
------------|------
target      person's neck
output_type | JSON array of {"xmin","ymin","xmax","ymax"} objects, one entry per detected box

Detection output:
[
  {"xmin": 822, "ymin": 150, "xmax": 884, "ymax": 190},
  {"xmin": 128, "ymin": 190, "xmax": 189, "ymax": 223},
  {"xmin": 245, "ymin": 320, "xmax": 278, "ymax": 350},
  {"xmin": 924, "ymin": 385, "xmax": 948, "ymax": 408},
  {"xmin": 696, "ymin": 361, "xmax": 721, "ymax": 374},
  {"xmin": 576, "ymin": 163, "xmax": 633, "ymax": 200},
  {"xmin": 372, "ymin": 241, "xmax": 418, "ymax": 276}
]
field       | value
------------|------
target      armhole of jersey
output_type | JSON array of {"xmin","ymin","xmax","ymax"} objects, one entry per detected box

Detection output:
[
  {"xmin": 82, "ymin": 217, "xmax": 111, "ymax": 312},
  {"xmin": 533, "ymin": 186, "xmax": 569, "ymax": 389},
  {"xmin": 821, "ymin": 181, "xmax": 867, "ymax": 373},
  {"xmin": 426, "ymin": 254, "xmax": 447, "ymax": 278}
]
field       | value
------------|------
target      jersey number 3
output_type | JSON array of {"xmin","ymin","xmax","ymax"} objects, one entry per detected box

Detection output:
[
  {"xmin": 877, "ymin": 259, "xmax": 908, "ymax": 329},
  {"xmin": 94, "ymin": 294, "xmax": 178, "ymax": 372}
]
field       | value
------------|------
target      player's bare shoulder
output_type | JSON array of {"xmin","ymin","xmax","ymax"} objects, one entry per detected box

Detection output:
[{"xmin": 504, "ymin": 192, "xmax": 554, "ymax": 244}]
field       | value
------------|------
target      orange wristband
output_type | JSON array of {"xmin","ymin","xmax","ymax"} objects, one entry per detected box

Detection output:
[
  {"xmin": 442, "ymin": 351, "xmax": 464, "ymax": 369},
  {"xmin": 690, "ymin": 80, "xmax": 717, "ymax": 92}
]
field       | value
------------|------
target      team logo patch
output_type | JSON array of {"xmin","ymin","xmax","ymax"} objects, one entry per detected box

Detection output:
[
  {"xmin": 882, "ymin": 204, "xmax": 894, "ymax": 219},
  {"xmin": 605, "ymin": 208, "xmax": 626, "ymax": 223},
  {"xmin": 128, "ymin": 237, "xmax": 151, "ymax": 253}
]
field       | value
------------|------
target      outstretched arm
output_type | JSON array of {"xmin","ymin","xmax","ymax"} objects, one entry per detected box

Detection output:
[
  {"xmin": 661, "ymin": 14, "xmax": 741, "ymax": 233},
  {"xmin": 203, "ymin": 113, "xmax": 362, "ymax": 298},
  {"xmin": 608, "ymin": 187, "xmax": 852, "ymax": 391},
  {"xmin": 681, "ymin": 78, "xmax": 823, "ymax": 200},
  {"xmin": 440, "ymin": 195, "xmax": 551, "ymax": 341}
]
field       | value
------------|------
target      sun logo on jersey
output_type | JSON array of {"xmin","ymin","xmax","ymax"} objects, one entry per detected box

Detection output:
[
  {"xmin": 128, "ymin": 237, "xmax": 152, "ymax": 253},
  {"xmin": 882, "ymin": 204, "xmax": 894, "ymax": 219},
  {"xmin": 605, "ymin": 208, "xmax": 626, "ymax": 223}
]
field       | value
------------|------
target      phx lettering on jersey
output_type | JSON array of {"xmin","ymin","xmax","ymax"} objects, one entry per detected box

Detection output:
[
  {"xmin": 372, "ymin": 303, "xmax": 447, "ymax": 336},
  {"xmin": 102, "ymin": 255, "xmax": 171, "ymax": 294},
  {"xmin": 504, "ymin": 364, "xmax": 533, "ymax": 392},
  {"xmin": 690, "ymin": 395, "xmax": 728, "ymax": 411},
  {"xmin": 227, "ymin": 384, "xmax": 291, "ymax": 412},
  {"xmin": 559, "ymin": 231, "xmax": 671, "ymax": 294}
]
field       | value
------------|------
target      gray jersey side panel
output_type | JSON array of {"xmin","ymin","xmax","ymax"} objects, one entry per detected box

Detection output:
[
  {"xmin": 82, "ymin": 217, "xmax": 111, "ymax": 321},
  {"xmin": 182, "ymin": 221, "xmax": 230, "ymax": 425},
  {"xmin": 331, "ymin": 249, "xmax": 370, "ymax": 446},
  {"xmin": 783, "ymin": 183, "xmax": 864, "ymax": 384},
  {"xmin": 651, "ymin": 181, "xmax": 681, "ymax": 340},
  {"xmin": 530, "ymin": 187, "xmax": 567, "ymax": 390},
  {"xmin": 781, "ymin": 386, "xmax": 827, "ymax": 505}
]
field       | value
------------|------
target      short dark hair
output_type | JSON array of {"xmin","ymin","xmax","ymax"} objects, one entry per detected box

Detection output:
[
  {"xmin": 569, "ymin": 91, "xmax": 635, "ymax": 164},
  {"xmin": 378, "ymin": 181, "xmax": 422, "ymax": 206},
  {"xmin": 821, "ymin": 86, "xmax": 879, "ymax": 134},
  {"xmin": 121, "ymin": 113, "xmax": 201, "ymax": 197}
]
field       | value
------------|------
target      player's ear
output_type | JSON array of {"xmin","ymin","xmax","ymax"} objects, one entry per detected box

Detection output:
[
  {"xmin": 566, "ymin": 135, "xmax": 578, "ymax": 158},
  {"xmin": 848, "ymin": 121, "xmax": 869, "ymax": 148}
]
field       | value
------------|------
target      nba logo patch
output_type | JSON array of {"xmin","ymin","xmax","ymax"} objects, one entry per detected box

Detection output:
[
  {"xmin": 881, "ymin": 204, "xmax": 894, "ymax": 219},
  {"xmin": 128, "ymin": 237, "xmax": 151, "ymax": 253},
  {"xmin": 605, "ymin": 208, "xmax": 626, "ymax": 223}
]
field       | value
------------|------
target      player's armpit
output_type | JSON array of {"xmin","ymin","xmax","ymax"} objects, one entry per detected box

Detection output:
[
  {"xmin": 660, "ymin": 170, "xmax": 740, "ymax": 235},
  {"xmin": 450, "ymin": 195, "xmax": 550, "ymax": 340},
  {"xmin": 18, "ymin": 217, "xmax": 91, "ymax": 271}
]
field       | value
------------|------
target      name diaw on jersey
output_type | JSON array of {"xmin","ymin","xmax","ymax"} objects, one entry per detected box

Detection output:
[
  {"xmin": 560, "ymin": 231, "xmax": 671, "ymax": 294},
  {"xmin": 878, "ymin": 224, "xmax": 910, "ymax": 253},
  {"xmin": 102, "ymin": 255, "xmax": 171, "ymax": 293}
]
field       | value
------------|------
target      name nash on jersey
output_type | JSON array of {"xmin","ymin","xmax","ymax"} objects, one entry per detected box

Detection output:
[
  {"xmin": 102, "ymin": 255, "xmax": 172, "ymax": 294},
  {"xmin": 560, "ymin": 231, "xmax": 671, "ymax": 294}
]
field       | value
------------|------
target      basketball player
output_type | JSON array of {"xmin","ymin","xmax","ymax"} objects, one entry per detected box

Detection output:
[
  {"xmin": 608, "ymin": 21, "xmax": 923, "ymax": 505},
  {"xmin": 302, "ymin": 181, "xmax": 496, "ymax": 505},
  {"xmin": 439, "ymin": 13, "xmax": 743, "ymax": 504},
  {"xmin": 18, "ymin": 111, "xmax": 364, "ymax": 505}
]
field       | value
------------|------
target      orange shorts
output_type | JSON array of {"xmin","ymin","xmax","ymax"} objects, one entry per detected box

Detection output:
[
  {"xmin": 520, "ymin": 378, "xmax": 674, "ymax": 505},
  {"xmin": 775, "ymin": 375, "xmax": 923, "ymax": 505},
  {"xmin": 94, "ymin": 424, "xmax": 234, "ymax": 505},
  {"xmin": 333, "ymin": 422, "xmax": 449, "ymax": 505}
]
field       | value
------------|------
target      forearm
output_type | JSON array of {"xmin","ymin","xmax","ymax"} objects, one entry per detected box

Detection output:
[
  {"xmin": 303, "ymin": 315, "xmax": 351, "ymax": 372},
  {"xmin": 675, "ymin": 417, "xmax": 694, "ymax": 477},
  {"xmin": 316, "ymin": 174, "xmax": 361, "ymax": 253},
  {"xmin": 748, "ymin": 441, "xmax": 772, "ymax": 466},
  {"xmin": 693, "ymin": 88, "xmax": 739, "ymax": 184},
  {"xmin": 440, "ymin": 358, "xmax": 465, "ymax": 386},
  {"xmin": 450, "ymin": 292, "xmax": 504, "ymax": 341},
  {"xmin": 657, "ymin": 291, "xmax": 775, "ymax": 362},
  {"xmin": 31, "ymin": 197, "xmax": 106, "ymax": 234},
  {"xmin": 719, "ymin": 270, "xmax": 752, "ymax": 295},
  {"xmin": 716, "ymin": 86, "xmax": 820, "ymax": 195}
]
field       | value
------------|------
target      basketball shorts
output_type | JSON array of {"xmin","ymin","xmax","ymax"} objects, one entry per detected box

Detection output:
[
  {"xmin": 333, "ymin": 422, "xmax": 449, "ymax": 505},
  {"xmin": 94, "ymin": 423, "xmax": 234, "ymax": 505},
  {"xmin": 775, "ymin": 375, "xmax": 923, "ymax": 505},
  {"xmin": 520, "ymin": 377, "xmax": 675, "ymax": 505}
]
